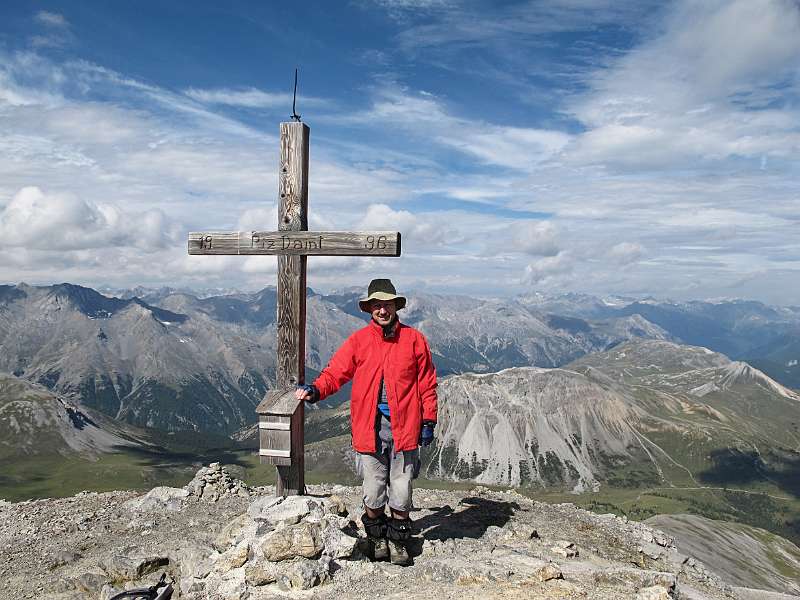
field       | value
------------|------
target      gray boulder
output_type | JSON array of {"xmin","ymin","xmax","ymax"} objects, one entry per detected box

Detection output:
[
  {"xmin": 277, "ymin": 556, "xmax": 332, "ymax": 590},
  {"xmin": 257, "ymin": 521, "xmax": 324, "ymax": 561},
  {"xmin": 249, "ymin": 495, "xmax": 324, "ymax": 526},
  {"xmin": 100, "ymin": 554, "xmax": 169, "ymax": 581},
  {"xmin": 123, "ymin": 487, "xmax": 189, "ymax": 512}
]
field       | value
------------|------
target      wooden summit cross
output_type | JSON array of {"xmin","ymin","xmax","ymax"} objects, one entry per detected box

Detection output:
[{"xmin": 188, "ymin": 121, "xmax": 401, "ymax": 496}]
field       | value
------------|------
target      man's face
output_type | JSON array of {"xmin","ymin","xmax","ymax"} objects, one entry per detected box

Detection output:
[{"xmin": 370, "ymin": 299, "xmax": 397, "ymax": 327}]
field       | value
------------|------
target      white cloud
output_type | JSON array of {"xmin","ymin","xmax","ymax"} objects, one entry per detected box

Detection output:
[
  {"xmin": 356, "ymin": 87, "xmax": 570, "ymax": 171},
  {"xmin": 393, "ymin": 0, "xmax": 653, "ymax": 51},
  {"xmin": 566, "ymin": 0, "xmax": 800, "ymax": 169},
  {"xmin": 184, "ymin": 87, "xmax": 328, "ymax": 110},
  {"xmin": 356, "ymin": 203, "xmax": 461, "ymax": 250},
  {"xmin": 607, "ymin": 241, "xmax": 643, "ymax": 265},
  {"xmin": 237, "ymin": 207, "xmax": 279, "ymax": 231},
  {"xmin": 0, "ymin": 187, "xmax": 172, "ymax": 252},
  {"xmin": 35, "ymin": 11, "xmax": 69, "ymax": 28},
  {"xmin": 514, "ymin": 221, "xmax": 560, "ymax": 257},
  {"xmin": 31, "ymin": 11, "xmax": 74, "ymax": 49},
  {"xmin": 522, "ymin": 252, "xmax": 573, "ymax": 285}
]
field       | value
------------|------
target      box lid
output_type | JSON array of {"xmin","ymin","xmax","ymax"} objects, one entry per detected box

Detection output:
[{"xmin": 256, "ymin": 387, "xmax": 302, "ymax": 416}]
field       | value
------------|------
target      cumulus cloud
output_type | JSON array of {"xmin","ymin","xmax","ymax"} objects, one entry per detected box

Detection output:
[
  {"xmin": 356, "ymin": 203, "xmax": 454, "ymax": 248},
  {"xmin": 2, "ymin": 12, "xmax": 799, "ymax": 303},
  {"xmin": 237, "ymin": 207, "xmax": 279, "ymax": 231},
  {"xmin": 0, "ymin": 186, "xmax": 171, "ymax": 251},
  {"xmin": 522, "ymin": 251, "xmax": 573, "ymax": 285}
]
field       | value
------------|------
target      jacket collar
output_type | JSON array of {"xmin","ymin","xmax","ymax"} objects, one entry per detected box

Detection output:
[{"xmin": 368, "ymin": 317, "xmax": 401, "ymax": 340}]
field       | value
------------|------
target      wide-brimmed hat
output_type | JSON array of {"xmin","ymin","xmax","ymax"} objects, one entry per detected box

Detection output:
[{"xmin": 359, "ymin": 278, "xmax": 407, "ymax": 312}]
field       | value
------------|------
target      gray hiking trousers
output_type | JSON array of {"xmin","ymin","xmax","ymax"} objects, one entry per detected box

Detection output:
[{"xmin": 356, "ymin": 413, "xmax": 420, "ymax": 513}]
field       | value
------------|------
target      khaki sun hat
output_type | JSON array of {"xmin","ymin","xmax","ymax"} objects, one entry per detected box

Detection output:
[{"xmin": 359, "ymin": 278, "xmax": 407, "ymax": 312}]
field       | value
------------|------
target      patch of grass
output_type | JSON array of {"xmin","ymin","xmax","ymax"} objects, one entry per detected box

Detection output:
[
  {"xmin": 0, "ymin": 430, "xmax": 251, "ymax": 501},
  {"xmin": 0, "ymin": 453, "xmax": 196, "ymax": 501}
]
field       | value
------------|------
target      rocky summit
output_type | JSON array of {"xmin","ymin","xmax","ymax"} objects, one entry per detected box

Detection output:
[{"xmin": 2, "ymin": 465, "xmax": 796, "ymax": 600}]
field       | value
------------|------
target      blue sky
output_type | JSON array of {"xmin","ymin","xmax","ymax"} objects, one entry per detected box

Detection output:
[{"xmin": 1, "ymin": 1, "xmax": 799, "ymax": 303}]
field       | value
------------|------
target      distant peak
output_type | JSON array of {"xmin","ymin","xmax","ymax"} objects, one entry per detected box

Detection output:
[{"xmin": 720, "ymin": 361, "xmax": 800, "ymax": 400}]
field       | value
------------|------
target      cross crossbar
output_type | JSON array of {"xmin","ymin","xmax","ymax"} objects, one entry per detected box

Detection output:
[{"xmin": 188, "ymin": 230, "xmax": 401, "ymax": 256}]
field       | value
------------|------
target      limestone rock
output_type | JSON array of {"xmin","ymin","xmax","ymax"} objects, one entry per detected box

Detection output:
[
  {"xmin": 46, "ymin": 593, "xmax": 87, "ymax": 600},
  {"xmin": 0, "ymin": 481, "xmax": 772, "ymax": 600},
  {"xmin": 550, "ymin": 540, "xmax": 579, "ymax": 559},
  {"xmin": 640, "ymin": 541, "xmax": 665, "ymax": 560},
  {"xmin": 652, "ymin": 530, "xmax": 673, "ymax": 547},
  {"xmin": 174, "ymin": 543, "xmax": 214, "ymax": 581},
  {"xmin": 278, "ymin": 557, "xmax": 332, "ymax": 590},
  {"xmin": 74, "ymin": 572, "xmax": 108, "ymax": 593},
  {"xmin": 593, "ymin": 567, "xmax": 676, "ymax": 591},
  {"xmin": 205, "ymin": 567, "xmax": 247, "ymax": 600},
  {"xmin": 510, "ymin": 522, "xmax": 539, "ymax": 540},
  {"xmin": 322, "ymin": 523, "xmax": 360, "ymax": 559},
  {"xmin": 213, "ymin": 513, "xmax": 253, "ymax": 552},
  {"xmin": 123, "ymin": 487, "xmax": 189, "ymax": 512},
  {"xmin": 244, "ymin": 559, "xmax": 280, "ymax": 586},
  {"xmin": 636, "ymin": 585, "xmax": 673, "ymax": 600},
  {"xmin": 257, "ymin": 521, "xmax": 324, "ymax": 561},
  {"xmin": 324, "ymin": 494, "xmax": 349, "ymax": 517},
  {"xmin": 250, "ymin": 495, "xmax": 324, "ymax": 526},
  {"xmin": 47, "ymin": 550, "xmax": 81, "ymax": 569},
  {"xmin": 212, "ymin": 542, "xmax": 250, "ymax": 573},
  {"xmin": 101, "ymin": 554, "xmax": 169, "ymax": 581},
  {"xmin": 247, "ymin": 495, "xmax": 283, "ymax": 521},
  {"xmin": 534, "ymin": 563, "xmax": 563, "ymax": 582}
]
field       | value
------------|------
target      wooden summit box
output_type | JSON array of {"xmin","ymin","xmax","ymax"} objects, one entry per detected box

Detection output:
[{"xmin": 256, "ymin": 388, "xmax": 303, "ymax": 466}]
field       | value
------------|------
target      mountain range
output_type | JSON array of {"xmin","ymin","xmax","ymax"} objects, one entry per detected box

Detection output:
[{"xmin": 3, "ymin": 283, "xmax": 798, "ymax": 436}]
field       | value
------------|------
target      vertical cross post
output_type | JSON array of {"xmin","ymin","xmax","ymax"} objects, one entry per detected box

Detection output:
[{"xmin": 276, "ymin": 121, "xmax": 309, "ymax": 496}]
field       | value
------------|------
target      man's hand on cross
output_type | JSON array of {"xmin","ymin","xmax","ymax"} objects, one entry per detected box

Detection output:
[{"xmin": 295, "ymin": 384, "xmax": 320, "ymax": 403}]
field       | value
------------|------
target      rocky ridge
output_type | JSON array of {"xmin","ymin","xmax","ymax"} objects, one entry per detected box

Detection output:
[
  {"xmin": 647, "ymin": 514, "xmax": 800, "ymax": 595},
  {"xmin": 1, "ymin": 465, "xmax": 795, "ymax": 599},
  {"xmin": 0, "ymin": 373, "xmax": 147, "ymax": 458}
]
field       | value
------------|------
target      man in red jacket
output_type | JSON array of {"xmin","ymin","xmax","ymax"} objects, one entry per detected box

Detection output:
[{"xmin": 295, "ymin": 278, "xmax": 438, "ymax": 565}]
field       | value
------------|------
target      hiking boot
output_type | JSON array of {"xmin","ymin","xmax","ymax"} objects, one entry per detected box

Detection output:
[
  {"xmin": 387, "ymin": 539, "xmax": 411, "ymax": 566},
  {"xmin": 386, "ymin": 516, "xmax": 413, "ymax": 566},
  {"xmin": 362, "ymin": 512, "xmax": 389, "ymax": 561},
  {"xmin": 371, "ymin": 536, "xmax": 389, "ymax": 561}
]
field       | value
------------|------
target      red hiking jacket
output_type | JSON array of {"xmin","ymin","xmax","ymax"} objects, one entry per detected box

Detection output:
[{"xmin": 313, "ymin": 319, "xmax": 438, "ymax": 453}]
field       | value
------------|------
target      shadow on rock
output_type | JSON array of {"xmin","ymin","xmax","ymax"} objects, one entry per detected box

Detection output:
[{"xmin": 411, "ymin": 496, "xmax": 519, "ymax": 553}]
